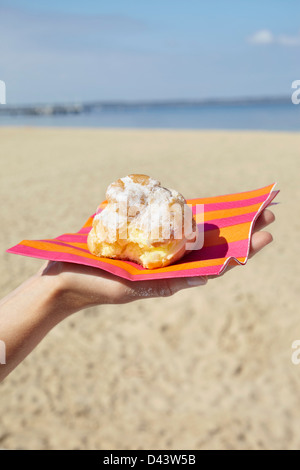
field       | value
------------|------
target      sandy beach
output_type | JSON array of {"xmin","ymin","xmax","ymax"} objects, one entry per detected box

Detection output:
[{"xmin": 0, "ymin": 126, "xmax": 299, "ymax": 449}]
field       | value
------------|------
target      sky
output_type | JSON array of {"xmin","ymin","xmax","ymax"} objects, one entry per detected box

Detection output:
[{"xmin": 0, "ymin": 0, "xmax": 299, "ymax": 104}]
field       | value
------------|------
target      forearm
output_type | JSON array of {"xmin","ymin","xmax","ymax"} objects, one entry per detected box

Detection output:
[{"xmin": 0, "ymin": 271, "xmax": 69, "ymax": 382}]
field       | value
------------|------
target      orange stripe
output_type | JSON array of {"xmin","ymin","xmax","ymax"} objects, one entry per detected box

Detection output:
[
  {"xmin": 19, "ymin": 239, "xmax": 246, "ymax": 275},
  {"xmin": 98, "ymin": 186, "xmax": 273, "ymax": 208},
  {"xmin": 196, "ymin": 202, "xmax": 262, "ymax": 223},
  {"xmin": 149, "ymin": 255, "xmax": 246, "ymax": 272},
  {"xmin": 187, "ymin": 184, "xmax": 274, "ymax": 204},
  {"xmin": 90, "ymin": 186, "xmax": 274, "ymax": 226},
  {"xmin": 82, "ymin": 216, "xmax": 94, "ymax": 228},
  {"xmin": 19, "ymin": 240, "xmax": 141, "ymax": 274},
  {"xmin": 94, "ymin": 189, "xmax": 272, "ymax": 222},
  {"xmin": 204, "ymin": 222, "xmax": 251, "ymax": 245},
  {"xmin": 88, "ymin": 201, "xmax": 263, "ymax": 227},
  {"xmin": 97, "ymin": 200, "xmax": 108, "ymax": 211},
  {"xmin": 72, "ymin": 223, "xmax": 251, "ymax": 249},
  {"xmin": 62, "ymin": 242, "xmax": 89, "ymax": 249},
  {"xmin": 20, "ymin": 240, "xmax": 100, "ymax": 259},
  {"xmin": 58, "ymin": 232, "xmax": 88, "ymax": 237},
  {"xmin": 226, "ymin": 257, "xmax": 246, "ymax": 266}
]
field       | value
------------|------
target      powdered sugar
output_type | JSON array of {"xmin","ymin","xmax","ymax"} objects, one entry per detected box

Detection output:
[
  {"xmin": 106, "ymin": 175, "xmax": 160, "ymax": 206},
  {"xmin": 94, "ymin": 175, "xmax": 190, "ymax": 244}
]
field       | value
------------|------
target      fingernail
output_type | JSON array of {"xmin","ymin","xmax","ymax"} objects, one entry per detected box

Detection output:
[{"xmin": 186, "ymin": 276, "xmax": 207, "ymax": 286}]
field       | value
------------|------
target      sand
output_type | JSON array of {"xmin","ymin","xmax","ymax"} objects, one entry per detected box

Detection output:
[{"xmin": 0, "ymin": 127, "xmax": 299, "ymax": 450}]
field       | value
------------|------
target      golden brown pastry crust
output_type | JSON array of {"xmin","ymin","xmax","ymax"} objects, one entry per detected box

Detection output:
[{"xmin": 87, "ymin": 174, "xmax": 197, "ymax": 269}]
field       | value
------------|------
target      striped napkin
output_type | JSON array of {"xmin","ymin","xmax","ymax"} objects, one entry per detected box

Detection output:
[{"xmin": 7, "ymin": 183, "xmax": 278, "ymax": 281}]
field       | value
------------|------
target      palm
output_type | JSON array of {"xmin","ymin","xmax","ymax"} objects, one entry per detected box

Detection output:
[{"xmin": 42, "ymin": 209, "xmax": 275, "ymax": 306}]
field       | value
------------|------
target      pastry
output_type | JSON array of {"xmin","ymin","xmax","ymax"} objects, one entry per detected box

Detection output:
[{"xmin": 87, "ymin": 174, "xmax": 197, "ymax": 269}]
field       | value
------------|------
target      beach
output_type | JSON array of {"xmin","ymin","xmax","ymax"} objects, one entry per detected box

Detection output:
[{"xmin": 0, "ymin": 126, "xmax": 299, "ymax": 449}]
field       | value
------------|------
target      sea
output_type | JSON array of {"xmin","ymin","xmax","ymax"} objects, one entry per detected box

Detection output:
[{"xmin": 0, "ymin": 101, "xmax": 299, "ymax": 131}]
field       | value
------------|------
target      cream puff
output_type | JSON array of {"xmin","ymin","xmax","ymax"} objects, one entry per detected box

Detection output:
[{"xmin": 87, "ymin": 174, "xmax": 197, "ymax": 269}]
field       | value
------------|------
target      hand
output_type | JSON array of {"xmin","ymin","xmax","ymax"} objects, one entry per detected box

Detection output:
[
  {"xmin": 0, "ymin": 208, "xmax": 275, "ymax": 381},
  {"xmin": 248, "ymin": 208, "xmax": 275, "ymax": 258},
  {"xmin": 41, "ymin": 208, "xmax": 275, "ymax": 313},
  {"xmin": 209, "ymin": 208, "xmax": 275, "ymax": 279}
]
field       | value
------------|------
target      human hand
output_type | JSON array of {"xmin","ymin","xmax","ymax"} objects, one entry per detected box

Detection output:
[
  {"xmin": 248, "ymin": 208, "xmax": 275, "ymax": 258},
  {"xmin": 208, "ymin": 207, "xmax": 276, "ymax": 279},
  {"xmin": 41, "ymin": 208, "xmax": 275, "ymax": 313},
  {"xmin": 0, "ymin": 208, "xmax": 275, "ymax": 382}
]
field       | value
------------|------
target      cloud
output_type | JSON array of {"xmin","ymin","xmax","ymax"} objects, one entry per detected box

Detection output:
[
  {"xmin": 277, "ymin": 34, "xmax": 300, "ymax": 46},
  {"xmin": 248, "ymin": 29, "xmax": 300, "ymax": 46},
  {"xmin": 248, "ymin": 29, "xmax": 274, "ymax": 45}
]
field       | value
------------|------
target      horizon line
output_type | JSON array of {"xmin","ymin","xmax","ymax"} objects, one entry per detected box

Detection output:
[
  {"xmin": 1, "ymin": 94, "xmax": 291, "ymax": 107},
  {"xmin": 0, "ymin": 95, "xmax": 292, "ymax": 116}
]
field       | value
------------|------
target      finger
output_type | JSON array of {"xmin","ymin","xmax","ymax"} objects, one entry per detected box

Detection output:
[
  {"xmin": 249, "ymin": 230, "xmax": 273, "ymax": 258},
  {"xmin": 208, "ymin": 230, "xmax": 273, "ymax": 279},
  {"xmin": 167, "ymin": 276, "xmax": 208, "ymax": 295},
  {"xmin": 128, "ymin": 276, "xmax": 208, "ymax": 300},
  {"xmin": 253, "ymin": 209, "xmax": 275, "ymax": 233}
]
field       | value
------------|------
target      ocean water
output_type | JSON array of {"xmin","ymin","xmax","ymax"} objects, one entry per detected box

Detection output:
[{"xmin": 0, "ymin": 102, "xmax": 299, "ymax": 131}]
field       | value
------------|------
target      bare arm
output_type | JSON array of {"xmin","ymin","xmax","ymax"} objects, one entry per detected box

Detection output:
[
  {"xmin": 0, "ymin": 273, "xmax": 68, "ymax": 380},
  {"xmin": 0, "ymin": 209, "xmax": 275, "ymax": 382}
]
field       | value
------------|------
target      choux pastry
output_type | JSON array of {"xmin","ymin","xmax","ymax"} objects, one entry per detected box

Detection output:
[{"xmin": 87, "ymin": 174, "xmax": 197, "ymax": 269}]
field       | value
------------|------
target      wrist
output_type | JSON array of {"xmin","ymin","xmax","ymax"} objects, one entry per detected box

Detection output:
[
  {"xmin": 29, "ymin": 270, "xmax": 70, "ymax": 323},
  {"xmin": 38, "ymin": 261, "xmax": 92, "ymax": 316},
  {"xmin": 0, "ymin": 267, "xmax": 73, "ymax": 381}
]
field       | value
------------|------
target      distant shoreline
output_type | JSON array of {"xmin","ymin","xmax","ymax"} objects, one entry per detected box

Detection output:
[{"xmin": 0, "ymin": 95, "xmax": 292, "ymax": 116}]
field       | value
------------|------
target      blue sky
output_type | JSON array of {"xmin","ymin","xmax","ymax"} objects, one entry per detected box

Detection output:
[{"xmin": 0, "ymin": 0, "xmax": 299, "ymax": 104}]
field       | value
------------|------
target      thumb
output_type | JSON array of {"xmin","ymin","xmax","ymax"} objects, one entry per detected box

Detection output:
[
  {"xmin": 166, "ymin": 276, "xmax": 208, "ymax": 295},
  {"xmin": 128, "ymin": 276, "xmax": 207, "ymax": 300}
]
